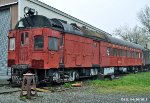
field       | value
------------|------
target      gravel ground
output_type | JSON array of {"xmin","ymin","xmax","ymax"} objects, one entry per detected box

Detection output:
[{"xmin": 0, "ymin": 86, "xmax": 150, "ymax": 103}]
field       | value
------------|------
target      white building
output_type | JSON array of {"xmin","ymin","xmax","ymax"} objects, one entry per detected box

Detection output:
[{"xmin": 0, "ymin": 0, "xmax": 109, "ymax": 76}]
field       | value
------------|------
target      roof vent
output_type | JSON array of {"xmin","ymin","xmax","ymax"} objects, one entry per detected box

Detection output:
[
  {"xmin": 70, "ymin": 23, "xmax": 77, "ymax": 27},
  {"xmin": 58, "ymin": 19, "xmax": 67, "ymax": 24},
  {"xmin": 82, "ymin": 26, "xmax": 87, "ymax": 29}
]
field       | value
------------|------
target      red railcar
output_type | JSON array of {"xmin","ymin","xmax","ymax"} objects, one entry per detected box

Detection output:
[{"xmin": 8, "ymin": 14, "xmax": 144, "ymax": 84}]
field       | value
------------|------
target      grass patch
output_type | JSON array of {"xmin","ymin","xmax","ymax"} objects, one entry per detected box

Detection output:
[
  {"xmin": 86, "ymin": 72, "xmax": 150, "ymax": 94},
  {"xmin": 20, "ymin": 96, "xmax": 27, "ymax": 101},
  {"xmin": 63, "ymin": 83, "xmax": 72, "ymax": 88}
]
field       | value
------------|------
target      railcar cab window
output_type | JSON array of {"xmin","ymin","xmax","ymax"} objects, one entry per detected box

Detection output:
[
  {"xmin": 34, "ymin": 36, "xmax": 44, "ymax": 49},
  {"xmin": 48, "ymin": 37, "xmax": 58, "ymax": 51},
  {"xmin": 9, "ymin": 38, "xmax": 15, "ymax": 50}
]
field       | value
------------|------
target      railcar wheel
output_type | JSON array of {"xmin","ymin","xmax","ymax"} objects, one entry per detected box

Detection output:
[
  {"xmin": 110, "ymin": 75, "xmax": 115, "ymax": 80},
  {"xmin": 53, "ymin": 72, "xmax": 61, "ymax": 83},
  {"xmin": 69, "ymin": 71, "xmax": 79, "ymax": 81},
  {"xmin": 11, "ymin": 75, "xmax": 22, "ymax": 86}
]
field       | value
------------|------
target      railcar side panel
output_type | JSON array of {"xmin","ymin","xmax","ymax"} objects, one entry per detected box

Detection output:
[{"xmin": 64, "ymin": 34, "xmax": 93, "ymax": 68}]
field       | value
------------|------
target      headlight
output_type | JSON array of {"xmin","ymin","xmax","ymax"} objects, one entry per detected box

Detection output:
[
  {"xmin": 24, "ymin": 7, "xmax": 30, "ymax": 14},
  {"xmin": 24, "ymin": 6, "xmax": 35, "ymax": 16}
]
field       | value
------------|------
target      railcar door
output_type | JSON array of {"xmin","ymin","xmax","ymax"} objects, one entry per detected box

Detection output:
[
  {"xmin": 92, "ymin": 41, "xmax": 100, "ymax": 65},
  {"xmin": 18, "ymin": 30, "xmax": 31, "ymax": 64},
  {"xmin": 47, "ymin": 31, "xmax": 62, "ymax": 68}
]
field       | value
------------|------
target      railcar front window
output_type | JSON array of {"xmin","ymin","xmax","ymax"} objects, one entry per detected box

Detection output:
[
  {"xmin": 34, "ymin": 36, "xmax": 44, "ymax": 49},
  {"xmin": 25, "ymin": 32, "xmax": 29, "ymax": 45},
  {"xmin": 9, "ymin": 38, "xmax": 15, "ymax": 50},
  {"xmin": 21, "ymin": 32, "xmax": 29, "ymax": 46},
  {"xmin": 21, "ymin": 33, "xmax": 24, "ymax": 45}
]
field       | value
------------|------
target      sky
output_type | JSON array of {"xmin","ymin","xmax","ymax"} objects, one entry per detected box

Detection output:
[{"xmin": 39, "ymin": 0, "xmax": 150, "ymax": 34}]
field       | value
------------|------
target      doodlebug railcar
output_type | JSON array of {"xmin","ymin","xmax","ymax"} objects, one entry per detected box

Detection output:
[{"xmin": 8, "ymin": 7, "xmax": 149, "ymax": 85}]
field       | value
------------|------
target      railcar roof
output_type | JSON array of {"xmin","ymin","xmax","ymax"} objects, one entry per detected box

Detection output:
[
  {"xmin": 15, "ymin": 15, "xmax": 107, "ymax": 40},
  {"xmin": 15, "ymin": 15, "xmax": 144, "ymax": 50},
  {"xmin": 106, "ymin": 35, "xmax": 145, "ymax": 50},
  {"xmin": 15, "ymin": 15, "xmax": 52, "ymax": 29}
]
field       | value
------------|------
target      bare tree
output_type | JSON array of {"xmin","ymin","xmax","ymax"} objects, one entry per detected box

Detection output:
[
  {"xmin": 113, "ymin": 5, "xmax": 150, "ymax": 48},
  {"xmin": 138, "ymin": 6, "xmax": 150, "ymax": 34},
  {"xmin": 113, "ymin": 25, "xmax": 149, "ymax": 47}
]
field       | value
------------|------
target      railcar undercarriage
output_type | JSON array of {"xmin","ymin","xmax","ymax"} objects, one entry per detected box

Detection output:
[{"xmin": 10, "ymin": 65, "xmax": 148, "ymax": 86}]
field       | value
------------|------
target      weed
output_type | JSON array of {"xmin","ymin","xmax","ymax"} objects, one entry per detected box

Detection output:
[
  {"xmin": 86, "ymin": 72, "xmax": 150, "ymax": 94},
  {"xmin": 20, "ymin": 96, "xmax": 27, "ymax": 101},
  {"xmin": 63, "ymin": 83, "xmax": 72, "ymax": 88}
]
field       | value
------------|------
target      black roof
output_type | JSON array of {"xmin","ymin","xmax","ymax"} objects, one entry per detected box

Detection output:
[
  {"xmin": 15, "ymin": 15, "xmax": 83, "ymax": 36},
  {"xmin": 15, "ymin": 15, "xmax": 107, "ymax": 40},
  {"xmin": 106, "ymin": 35, "xmax": 145, "ymax": 50},
  {"xmin": 15, "ymin": 15, "xmax": 144, "ymax": 50},
  {"xmin": 51, "ymin": 18, "xmax": 83, "ymax": 36},
  {"xmin": 15, "ymin": 15, "xmax": 52, "ymax": 29}
]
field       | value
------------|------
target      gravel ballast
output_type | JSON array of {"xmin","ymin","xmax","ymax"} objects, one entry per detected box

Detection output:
[{"xmin": 0, "ymin": 86, "xmax": 150, "ymax": 103}]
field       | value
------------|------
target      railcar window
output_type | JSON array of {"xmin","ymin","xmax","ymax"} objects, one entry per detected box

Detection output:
[
  {"xmin": 48, "ymin": 37, "xmax": 58, "ymax": 51},
  {"xmin": 131, "ymin": 51, "xmax": 133, "ymax": 58},
  {"xmin": 113, "ymin": 48, "xmax": 117, "ymax": 56},
  {"xmin": 138, "ymin": 53, "xmax": 141, "ymax": 58},
  {"xmin": 136, "ymin": 52, "xmax": 139, "ymax": 58},
  {"xmin": 60, "ymin": 34, "xmax": 64, "ymax": 46},
  {"xmin": 25, "ymin": 32, "xmax": 29, "ymax": 45},
  {"xmin": 34, "ymin": 36, "xmax": 44, "ymax": 49},
  {"xmin": 127, "ymin": 51, "xmax": 130, "ymax": 57},
  {"xmin": 107, "ymin": 47, "xmax": 113, "ymax": 56},
  {"xmin": 131, "ymin": 51, "xmax": 134, "ymax": 58},
  {"xmin": 21, "ymin": 32, "xmax": 29, "ymax": 46},
  {"xmin": 124, "ymin": 50, "xmax": 127, "ymax": 57},
  {"xmin": 93, "ymin": 42, "xmax": 97, "ymax": 48},
  {"xmin": 119, "ymin": 49, "xmax": 123, "ymax": 56},
  {"xmin": 9, "ymin": 38, "xmax": 15, "ymax": 50},
  {"xmin": 134, "ymin": 52, "xmax": 136, "ymax": 58},
  {"xmin": 21, "ymin": 33, "xmax": 24, "ymax": 45},
  {"xmin": 107, "ymin": 48, "xmax": 110, "ymax": 56},
  {"xmin": 140, "ymin": 53, "xmax": 143, "ymax": 58}
]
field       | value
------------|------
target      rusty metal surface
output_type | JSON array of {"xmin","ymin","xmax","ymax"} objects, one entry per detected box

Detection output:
[{"xmin": 79, "ymin": 26, "xmax": 107, "ymax": 40}]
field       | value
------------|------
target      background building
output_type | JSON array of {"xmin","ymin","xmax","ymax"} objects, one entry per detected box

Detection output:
[
  {"xmin": 0, "ymin": 0, "xmax": 18, "ymax": 76},
  {"xmin": 0, "ymin": 0, "xmax": 109, "ymax": 76}
]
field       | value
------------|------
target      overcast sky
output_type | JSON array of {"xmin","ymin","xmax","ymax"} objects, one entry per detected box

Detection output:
[{"xmin": 39, "ymin": 0, "xmax": 150, "ymax": 34}]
